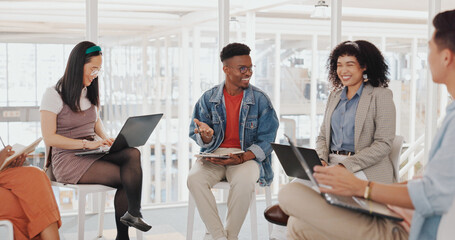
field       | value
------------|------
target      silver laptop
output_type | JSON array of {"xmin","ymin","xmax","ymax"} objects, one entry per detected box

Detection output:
[
  {"xmin": 282, "ymin": 134, "xmax": 403, "ymax": 221},
  {"xmin": 75, "ymin": 113, "xmax": 163, "ymax": 156}
]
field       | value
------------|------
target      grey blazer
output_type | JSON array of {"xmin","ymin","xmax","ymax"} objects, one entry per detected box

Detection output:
[{"xmin": 315, "ymin": 84, "xmax": 396, "ymax": 183}]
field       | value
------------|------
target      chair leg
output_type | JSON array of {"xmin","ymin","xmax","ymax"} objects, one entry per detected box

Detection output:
[
  {"xmin": 136, "ymin": 229, "xmax": 143, "ymax": 240},
  {"xmin": 0, "ymin": 220, "xmax": 14, "ymax": 240},
  {"xmin": 97, "ymin": 192, "xmax": 106, "ymax": 238},
  {"xmin": 186, "ymin": 193, "xmax": 196, "ymax": 240},
  {"xmin": 78, "ymin": 191, "xmax": 87, "ymax": 240},
  {"xmin": 265, "ymin": 186, "xmax": 273, "ymax": 238},
  {"xmin": 250, "ymin": 190, "xmax": 258, "ymax": 240}
]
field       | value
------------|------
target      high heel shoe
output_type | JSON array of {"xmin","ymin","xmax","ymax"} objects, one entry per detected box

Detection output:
[{"xmin": 120, "ymin": 211, "xmax": 152, "ymax": 232}]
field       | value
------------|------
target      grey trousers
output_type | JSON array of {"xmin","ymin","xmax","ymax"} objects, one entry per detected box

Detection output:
[{"xmin": 278, "ymin": 182, "xmax": 408, "ymax": 240}]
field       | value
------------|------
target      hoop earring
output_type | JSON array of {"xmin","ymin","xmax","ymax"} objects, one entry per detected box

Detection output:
[{"xmin": 363, "ymin": 73, "xmax": 369, "ymax": 82}]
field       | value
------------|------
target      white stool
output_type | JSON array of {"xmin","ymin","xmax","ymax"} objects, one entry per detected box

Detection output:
[
  {"xmin": 0, "ymin": 220, "xmax": 14, "ymax": 240},
  {"xmin": 187, "ymin": 181, "xmax": 272, "ymax": 240},
  {"xmin": 51, "ymin": 182, "xmax": 144, "ymax": 240}
]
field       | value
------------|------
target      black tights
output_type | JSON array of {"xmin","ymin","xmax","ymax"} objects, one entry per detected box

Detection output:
[{"xmin": 78, "ymin": 148, "xmax": 143, "ymax": 240}]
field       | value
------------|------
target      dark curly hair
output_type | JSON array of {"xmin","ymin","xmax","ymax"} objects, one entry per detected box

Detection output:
[
  {"xmin": 433, "ymin": 9, "xmax": 455, "ymax": 53},
  {"xmin": 327, "ymin": 40, "xmax": 389, "ymax": 90},
  {"xmin": 220, "ymin": 42, "xmax": 251, "ymax": 63}
]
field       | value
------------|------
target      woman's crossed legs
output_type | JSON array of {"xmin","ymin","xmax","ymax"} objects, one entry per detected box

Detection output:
[{"xmin": 78, "ymin": 148, "xmax": 146, "ymax": 240}]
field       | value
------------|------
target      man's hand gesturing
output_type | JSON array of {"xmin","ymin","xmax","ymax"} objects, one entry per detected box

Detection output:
[{"xmin": 194, "ymin": 119, "xmax": 214, "ymax": 143}]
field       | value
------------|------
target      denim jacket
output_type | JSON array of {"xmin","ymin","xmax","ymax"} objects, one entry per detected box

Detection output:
[{"xmin": 189, "ymin": 82, "xmax": 279, "ymax": 186}]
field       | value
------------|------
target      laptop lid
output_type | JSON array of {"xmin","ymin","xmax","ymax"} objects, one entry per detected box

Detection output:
[
  {"xmin": 271, "ymin": 142, "xmax": 322, "ymax": 180},
  {"xmin": 283, "ymin": 134, "xmax": 321, "ymax": 190},
  {"xmin": 283, "ymin": 134, "xmax": 403, "ymax": 221},
  {"xmin": 109, "ymin": 113, "xmax": 163, "ymax": 153}
]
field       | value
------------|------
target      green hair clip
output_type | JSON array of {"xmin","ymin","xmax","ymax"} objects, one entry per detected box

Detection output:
[{"xmin": 85, "ymin": 46, "xmax": 102, "ymax": 54}]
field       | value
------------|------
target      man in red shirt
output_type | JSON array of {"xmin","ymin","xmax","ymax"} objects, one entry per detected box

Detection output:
[{"xmin": 188, "ymin": 43, "xmax": 279, "ymax": 240}]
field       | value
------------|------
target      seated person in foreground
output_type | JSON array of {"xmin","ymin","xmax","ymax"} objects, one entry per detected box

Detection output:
[
  {"xmin": 0, "ymin": 146, "xmax": 61, "ymax": 239},
  {"xmin": 187, "ymin": 43, "xmax": 279, "ymax": 240},
  {"xmin": 278, "ymin": 9, "xmax": 455, "ymax": 240}
]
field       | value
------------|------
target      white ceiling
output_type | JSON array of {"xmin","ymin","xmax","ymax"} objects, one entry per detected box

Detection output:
[{"xmin": 0, "ymin": 0, "xmax": 454, "ymax": 43}]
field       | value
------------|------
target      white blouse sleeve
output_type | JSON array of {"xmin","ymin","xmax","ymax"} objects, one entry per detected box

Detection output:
[
  {"xmin": 96, "ymin": 106, "xmax": 100, "ymax": 120},
  {"xmin": 40, "ymin": 87, "xmax": 63, "ymax": 114}
]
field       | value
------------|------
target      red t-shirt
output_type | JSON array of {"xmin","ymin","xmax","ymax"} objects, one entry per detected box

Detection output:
[{"xmin": 219, "ymin": 88, "xmax": 243, "ymax": 149}]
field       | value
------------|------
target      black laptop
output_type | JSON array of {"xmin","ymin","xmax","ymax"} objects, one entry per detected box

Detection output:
[
  {"xmin": 271, "ymin": 143, "xmax": 322, "ymax": 180},
  {"xmin": 75, "ymin": 113, "xmax": 163, "ymax": 156},
  {"xmin": 274, "ymin": 135, "xmax": 403, "ymax": 221}
]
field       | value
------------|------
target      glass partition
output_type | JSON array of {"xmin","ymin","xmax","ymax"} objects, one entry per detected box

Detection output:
[{"xmin": 1, "ymin": 0, "xmax": 451, "ymax": 212}]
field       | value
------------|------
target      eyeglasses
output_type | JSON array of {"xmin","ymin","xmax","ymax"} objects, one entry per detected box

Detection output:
[
  {"xmin": 227, "ymin": 65, "xmax": 255, "ymax": 74},
  {"xmin": 90, "ymin": 68, "xmax": 103, "ymax": 77}
]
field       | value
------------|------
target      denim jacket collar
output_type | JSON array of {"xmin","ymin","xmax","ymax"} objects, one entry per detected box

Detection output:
[{"xmin": 209, "ymin": 81, "xmax": 255, "ymax": 105}]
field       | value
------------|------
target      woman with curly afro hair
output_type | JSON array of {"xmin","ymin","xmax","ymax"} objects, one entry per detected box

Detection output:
[{"xmin": 315, "ymin": 40, "xmax": 397, "ymax": 184}]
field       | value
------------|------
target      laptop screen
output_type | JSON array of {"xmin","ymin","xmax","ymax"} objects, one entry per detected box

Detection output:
[
  {"xmin": 284, "ymin": 134, "xmax": 321, "ymax": 191},
  {"xmin": 110, "ymin": 113, "xmax": 163, "ymax": 153}
]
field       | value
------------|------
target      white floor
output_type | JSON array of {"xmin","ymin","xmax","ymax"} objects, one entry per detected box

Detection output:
[{"xmin": 58, "ymin": 199, "xmax": 285, "ymax": 240}]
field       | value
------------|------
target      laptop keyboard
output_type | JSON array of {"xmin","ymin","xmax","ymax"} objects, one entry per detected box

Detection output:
[
  {"xmin": 325, "ymin": 193, "xmax": 366, "ymax": 208},
  {"xmin": 100, "ymin": 145, "xmax": 110, "ymax": 151}
]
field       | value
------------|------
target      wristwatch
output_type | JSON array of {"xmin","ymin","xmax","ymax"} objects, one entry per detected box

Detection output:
[{"xmin": 364, "ymin": 181, "xmax": 373, "ymax": 200}]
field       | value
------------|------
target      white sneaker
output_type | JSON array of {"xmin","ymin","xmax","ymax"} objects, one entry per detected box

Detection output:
[{"xmin": 270, "ymin": 225, "xmax": 287, "ymax": 240}]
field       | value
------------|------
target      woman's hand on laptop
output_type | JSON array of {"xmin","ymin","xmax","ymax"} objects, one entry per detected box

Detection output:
[
  {"xmin": 86, "ymin": 140, "xmax": 111, "ymax": 150},
  {"xmin": 103, "ymin": 138, "xmax": 115, "ymax": 146},
  {"xmin": 313, "ymin": 165, "xmax": 367, "ymax": 198}
]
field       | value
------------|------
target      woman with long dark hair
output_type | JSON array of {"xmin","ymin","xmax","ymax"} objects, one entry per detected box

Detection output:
[{"xmin": 40, "ymin": 41, "xmax": 151, "ymax": 240}]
